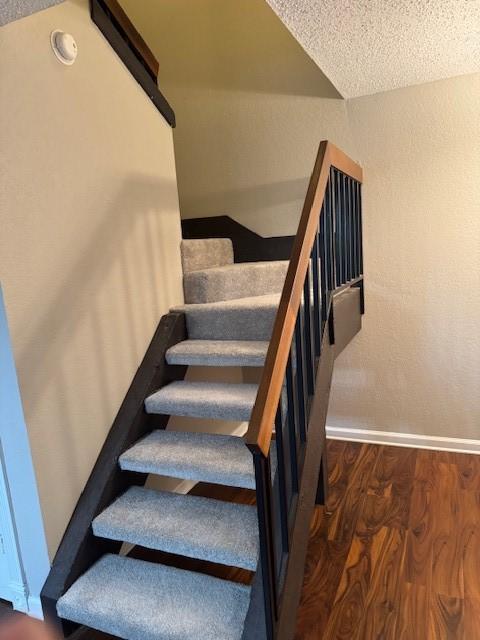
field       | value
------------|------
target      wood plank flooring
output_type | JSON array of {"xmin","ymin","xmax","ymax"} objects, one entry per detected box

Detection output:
[
  {"xmin": 296, "ymin": 441, "xmax": 480, "ymax": 639},
  {"xmin": 6, "ymin": 441, "xmax": 478, "ymax": 639},
  {"xmin": 140, "ymin": 441, "xmax": 479, "ymax": 639}
]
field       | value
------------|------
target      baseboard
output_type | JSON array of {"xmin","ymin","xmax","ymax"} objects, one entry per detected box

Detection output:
[
  {"xmin": 26, "ymin": 595, "xmax": 44, "ymax": 619},
  {"xmin": 7, "ymin": 581, "xmax": 28, "ymax": 614},
  {"xmin": 326, "ymin": 426, "xmax": 480, "ymax": 455}
]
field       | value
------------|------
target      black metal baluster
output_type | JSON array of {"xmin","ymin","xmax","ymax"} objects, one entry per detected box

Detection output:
[
  {"xmin": 351, "ymin": 178, "xmax": 358, "ymax": 278},
  {"xmin": 347, "ymin": 177, "xmax": 354, "ymax": 281},
  {"xmin": 303, "ymin": 271, "xmax": 315, "ymax": 395},
  {"xmin": 274, "ymin": 408, "xmax": 290, "ymax": 552},
  {"xmin": 329, "ymin": 168, "xmax": 337, "ymax": 295},
  {"xmin": 358, "ymin": 181, "xmax": 364, "ymax": 276},
  {"xmin": 341, "ymin": 173, "xmax": 348, "ymax": 283},
  {"xmin": 252, "ymin": 451, "xmax": 277, "ymax": 639},
  {"xmin": 330, "ymin": 177, "xmax": 336, "ymax": 292},
  {"xmin": 334, "ymin": 169, "xmax": 343, "ymax": 286},
  {"xmin": 294, "ymin": 311, "xmax": 307, "ymax": 443},
  {"xmin": 319, "ymin": 199, "xmax": 328, "ymax": 323},
  {"xmin": 344, "ymin": 175, "xmax": 350, "ymax": 281},
  {"xmin": 285, "ymin": 352, "xmax": 299, "ymax": 493},
  {"xmin": 311, "ymin": 230, "xmax": 321, "ymax": 356}
]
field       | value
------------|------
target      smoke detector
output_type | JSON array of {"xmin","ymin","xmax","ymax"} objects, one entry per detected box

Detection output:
[{"xmin": 51, "ymin": 30, "xmax": 78, "ymax": 65}]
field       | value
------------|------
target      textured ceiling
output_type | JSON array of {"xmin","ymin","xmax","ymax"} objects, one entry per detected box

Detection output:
[
  {"xmin": 0, "ymin": 0, "xmax": 63, "ymax": 27},
  {"xmin": 266, "ymin": 0, "xmax": 480, "ymax": 98}
]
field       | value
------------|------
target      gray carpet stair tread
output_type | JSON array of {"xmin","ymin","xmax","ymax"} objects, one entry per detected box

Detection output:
[
  {"xmin": 120, "ymin": 430, "xmax": 256, "ymax": 489},
  {"xmin": 145, "ymin": 381, "xmax": 258, "ymax": 421},
  {"xmin": 57, "ymin": 554, "xmax": 250, "ymax": 640},
  {"xmin": 166, "ymin": 339, "xmax": 269, "ymax": 367},
  {"xmin": 93, "ymin": 486, "xmax": 258, "ymax": 570},
  {"xmin": 174, "ymin": 293, "xmax": 280, "ymax": 341},
  {"xmin": 183, "ymin": 260, "xmax": 288, "ymax": 304}
]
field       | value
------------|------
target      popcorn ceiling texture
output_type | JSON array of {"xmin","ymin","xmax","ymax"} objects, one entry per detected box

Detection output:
[
  {"xmin": 266, "ymin": 0, "xmax": 480, "ymax": 97},
  {"xmin": 0, "ymin": 0, "xmax": 63, "ymax": 26}
]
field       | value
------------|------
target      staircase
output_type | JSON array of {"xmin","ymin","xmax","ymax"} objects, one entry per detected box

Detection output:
[
  {"xmin": 41, "ymin": 141, "xmax": 364, "ymax": 640},
  {"xmin": 52, "ymin": 240, "xmax": 284, "ymax": 640}
]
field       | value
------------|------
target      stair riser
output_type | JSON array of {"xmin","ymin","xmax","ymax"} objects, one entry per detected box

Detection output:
[
  {"xmin": 119, "ymin": 462, "xmax": 256, "ymax": 490},
  {"xmin": 166, "ymin": 352, "xmax": 265, "ymax": 367},
  {"xmin": 184, "ymin": 262, "xmax": 288, "ymax": 304},
  {"xmin": 93, "ymin": 525, "xmax": 257, "ymax": 570},
  {"xmin": 185, "ymin": 305, "xmax": 277, "ymax": 341},
  {"xmin": 145, "ymin": 403, "xmax": 253, "ymax": 422}
]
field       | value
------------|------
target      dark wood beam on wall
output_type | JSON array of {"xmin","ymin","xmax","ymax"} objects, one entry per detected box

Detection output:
[
  {"xmin": 90, "ymin": 0, "xmax": 175, "ymax": 127},
  {"xmin": 100, "ymin": 0, "xmax": 159, "ymax": 80}
]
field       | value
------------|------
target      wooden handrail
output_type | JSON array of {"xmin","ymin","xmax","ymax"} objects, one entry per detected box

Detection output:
[
  {"xmin": 102, "ymin": 0, "xmax": 159, "ymax": 80},
  {"xmin": 246, "ymin": 141, "xmax": 363, "ymax": 456}
]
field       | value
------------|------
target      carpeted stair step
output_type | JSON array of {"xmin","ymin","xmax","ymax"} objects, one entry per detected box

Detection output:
[
  {"xmin": 57, "ymin": 554, "xmax": 250, "ymax": 640},
  {"xmin": 166, "ymin": 339, "xmax": 269, "ymax": 367},
  {"xmin": 183, "ymin": 260, "xmax": 288, "ymax": 304},
  {"xmin": 145, "ymin": 381, "xmax": 258, "ymax": 421},
  {"xmin": 120, "ymin": 430, "xmax": 256, "ymax": 488},
  {"xmin": 181, "ymin": 238, "xmax": 234, "ymax": 274},
  {"xmin": 93, "ymin": 486, "xmax": 258, "ymax": 570},
  {"xmin": 176, "ymin": 293, "xmax": 280, "ymax": 341}
]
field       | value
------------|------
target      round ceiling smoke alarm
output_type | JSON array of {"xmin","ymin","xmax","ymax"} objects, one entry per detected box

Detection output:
[{"xmin": 51, "ymin": 30, "xmax": 78, "ymax": 65}]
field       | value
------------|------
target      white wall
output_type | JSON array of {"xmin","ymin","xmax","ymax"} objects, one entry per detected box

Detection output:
[
  {"xmin": 0, "ymin": 0, "xmax": 184, "ymax": 559},
  {"xmin": 328, "ymin": 73, "xmax": 480, "ymax": 443},
  {"xmin": 0, "ymin": 288, "xmax": 50, "ymax": 616}
]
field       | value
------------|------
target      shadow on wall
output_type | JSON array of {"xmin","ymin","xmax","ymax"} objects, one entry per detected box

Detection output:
[
  {"xmin": 329, "ymin": 276, "xmax": 480, "ymax": 439},
  {"xmin": 181, "ymin": 176, "xmax": 310, "ymax": 225},
  {"xmin": 117, "ymin": 0, "xmax": 354, "ymax": 238},
  {"xmin": 119, "ymin": 0, "xmax": 342, "ymax": 99},
  {"xmin": 13, "ymin": 174, "xmax": 180, "ymax": 507}
]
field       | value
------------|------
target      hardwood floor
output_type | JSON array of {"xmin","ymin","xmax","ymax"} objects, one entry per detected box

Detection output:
[
  {"xmin": 296, "ymin": 441, "xmax": 480, "ymax": 639},
  {"xmin": 16, "ymin": 441, "xmax": 479, "ymax": 639},
  {"xmin": 150, "ymin": 441, "xmax": 480, "ymax": 638}
]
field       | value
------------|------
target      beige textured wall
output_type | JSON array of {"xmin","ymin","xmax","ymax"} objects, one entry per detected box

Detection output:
[
  {"xmin": 328, "ymin": 74, "xmax": 480, "ymax": 440},
  {"xmin": 119, "ymin": 0, "xmax": 359, "ymax": 237},
  {"xmin": 0, "ymin": 0, "xmax": 184, "ymax": 557},
  {"xmin": 117, "ymin": 1, "xmax": 480, "ymax": 442}
]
